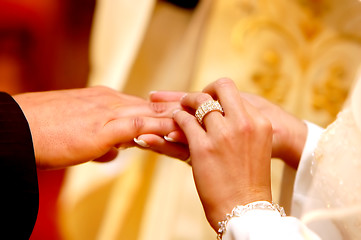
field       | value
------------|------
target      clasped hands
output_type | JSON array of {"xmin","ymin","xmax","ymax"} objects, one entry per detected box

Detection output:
[
  {"xmin": 140, "ymin": 78, "xmax": 307, "ymax": 229},
  {"xmin": 14, "ymin": 78, "xmax": 307, "ymax": 231}
]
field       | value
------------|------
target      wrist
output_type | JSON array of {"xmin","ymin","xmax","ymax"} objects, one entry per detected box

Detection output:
[
  {"xmin": 276, "ymin": 118, "xmax": 307, "ymax": 169},
  {"xmin": 216, "ymin": 201, "xmax": 286, "ymax": 240},
  {"xmin": 206, "ymin": 188, "xmax": 272, "ymax": 231}
]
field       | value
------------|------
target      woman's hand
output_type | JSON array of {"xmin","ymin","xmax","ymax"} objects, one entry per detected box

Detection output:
[
  {"xmin": 172, "ymin": 78, "xmax": 273, "ymax": 230},
  {"xmin": 14, "ymin": 86, "xmax": 188, "ymax": 169},
  {"xmin": 238, "ymin": 93, "xmax": 307, "ymax": 169},
  {"xmin": 150, "ymin": 89, "xmax": 307, "ymax": 169}
]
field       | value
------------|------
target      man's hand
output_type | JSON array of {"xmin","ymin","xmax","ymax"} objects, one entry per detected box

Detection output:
[{"xmin": 14, "ymin": 86, "xmax": 188, "ymax": 169}]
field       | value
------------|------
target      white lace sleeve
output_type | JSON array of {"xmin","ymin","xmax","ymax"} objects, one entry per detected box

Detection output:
[
  {"xmin": 291, "ymin": 121, "xmax": 324, "ymax": 218},
  {"xmin": 223, "ymin": 208, "xmax": 321, "ymax": 240}
]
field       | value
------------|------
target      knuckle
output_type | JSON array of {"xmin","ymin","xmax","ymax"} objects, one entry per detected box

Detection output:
[
  {"xmin": 158, "ymin": 118, "xmax": 171, "ymax": 131},
  {"xmin": 214, "ymin": 78, "xmax": 234, "ymax": 89},
  {"xmin": 195, "ymin": 94, "xmax": 212, "ymax": 106},
  {"xmin": 236, "ymin": 116, "xmax": 272, "ymax": 136},
  {"xmin": 149, "ymin": 102, "xmax": 167, "ymax": 114},
  {"xmin": 258, "ymin": 117, "xmax": 273, "ymax": 133},
  {"xmin": 131, "ymin": 117, "xmax": 145, "ymax": 133},
  {"xmin": 197, "ymin": 140, "xmax": 213, "ymax": 154},
  {"xmin": 237, "ymin": 119, "xmax": 255, "ymax": 134},
  {"xmin": 178, "ymin": 114, "xmax": 194, "ymax": 127}
]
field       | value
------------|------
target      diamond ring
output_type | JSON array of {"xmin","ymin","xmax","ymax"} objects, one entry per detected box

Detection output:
[{"xmin": 195, "ymin": 100, "xmax": 224, "ymax": 125}]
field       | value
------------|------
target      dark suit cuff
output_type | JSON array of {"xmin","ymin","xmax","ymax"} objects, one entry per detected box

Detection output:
[{"xmin": 0, "ymin": 92, "xmax": 39, "ymax": 239}]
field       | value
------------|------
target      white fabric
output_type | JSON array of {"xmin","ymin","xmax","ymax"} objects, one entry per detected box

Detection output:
[
  {"xmin": 300, "ymin": 109, "xmax": 361, "ymax": 239},
  {"xmin": 88, "ymin": 0, "xmax": 156, "ymax": 89},
  {"xmin": 351, "ymin": 71, "xmax": 361, "ymax": 133},
  {"xmin": 291, "ymin": 122, "xmax": 325, "ymax": 217},
  {"xmin": 224, "ymin": 74, "xmax": 361, "ymax": 239},
  {"xmin": 224, "ymin": 210, "xmax": 320, "ymax": 240},
  {"xmin": 292, "ymin": 122, "xmax": 342, "ymax": 240}
]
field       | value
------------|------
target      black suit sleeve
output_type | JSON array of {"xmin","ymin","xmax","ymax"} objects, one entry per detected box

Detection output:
[{"xmin": 0, "ymin": 92, "xmax": 39, "ymax": 239}]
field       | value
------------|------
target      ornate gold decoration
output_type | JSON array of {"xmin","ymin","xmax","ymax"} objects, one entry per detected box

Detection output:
[
  {"xmin": 312, "ymin": 64, "xmax": 350, "ymax": 118},
  {"xmin": 230, "ymin": 0, "xmax": 361, "ymax": 125}
]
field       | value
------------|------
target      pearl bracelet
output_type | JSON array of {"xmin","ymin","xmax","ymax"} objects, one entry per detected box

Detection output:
[{"xmin": 217, "ymin": 201, "xmax": 286, "ymax": 240}]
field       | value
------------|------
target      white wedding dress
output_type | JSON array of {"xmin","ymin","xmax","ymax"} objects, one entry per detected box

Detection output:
[{"xmin": 225, "ymin": 76, "xmax": 361, "ymax": 239}]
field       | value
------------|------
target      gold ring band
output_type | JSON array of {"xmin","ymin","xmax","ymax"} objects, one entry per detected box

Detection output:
[{"xmin": 195, "ymin": 100, "xmax": 224, "ymax": 125}]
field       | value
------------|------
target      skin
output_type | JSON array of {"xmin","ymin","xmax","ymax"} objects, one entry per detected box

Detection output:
[
  {"xmin": 13, "ymin": 86, "xmax": 189, "ymax": 169},
  {"xmin": 147, "ymin": 84, "xmax": 308, "ymax": 169},
  {"xmin": 12, "ymin": 80, "xmax": 309, "ymax": 233},
  {"xmin": 238, "ymin": 93, "xmax": 307, "ymax": 169},
  {"xmin": 174, "ymin": 78, "xmax": 273, "ymax": 230},
  {"xmin": 142, "ymin": 78, "xmax": 309, "ymax": 232}
]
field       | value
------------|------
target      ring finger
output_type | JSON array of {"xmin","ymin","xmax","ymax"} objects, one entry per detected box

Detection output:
[{"xmin": 181, "ymin": 92, "xmax": 225, "ymax": 131}]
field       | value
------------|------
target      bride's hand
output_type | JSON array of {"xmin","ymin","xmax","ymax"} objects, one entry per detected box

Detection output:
[
  {"xmin": 149, "ymin": 89, "xmax": 307, "ymax": 169},
  {"xmin": 173, "ymin": 78, "xmax": 273, "ymax": 230},
  {"xmin": 239, "ymin": 93, "xmax": 307, "ymax": 169}
]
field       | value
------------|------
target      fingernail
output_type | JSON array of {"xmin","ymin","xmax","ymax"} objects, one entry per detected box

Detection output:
[
  {"xmin": 172, "ymin": 109, "xmax": 181, "ymax": 118},
  {"xmin": 180, "ymin": 93, "xmax": 187, "ymax": 101},
  {"xmin": 149, "ymin": 91, "xmax": 157, "ymax": 96},
  {"xmin": 134, "ymin": 138, "xmax": 150, "ymax": 148},
  {"xmin": 164, "ymin": 136, "xmax": 175, "ymax": 142}
]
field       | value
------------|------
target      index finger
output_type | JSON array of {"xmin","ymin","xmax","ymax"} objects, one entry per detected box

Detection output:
[
  {"xmin": 173, "ymin": 110, "xmax": 207, "ymax": 147},
  {"xmin": 202, "ymin": 78, "xmax": 245, "ymax": 116},
  {"xmin": 149, "ymin": 91, "xmax": 186, "ymax": 102},
  {"xmin": 114, "ymin": 101, "xmax": 181, "ymax": 119},
  {"xmin": 103, "ymin": 117, "xmax": 180, "ymax": 146}
]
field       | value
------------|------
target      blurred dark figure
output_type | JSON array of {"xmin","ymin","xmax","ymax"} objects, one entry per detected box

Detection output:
[{"xmin": 166, "ymin": 0, "xmax": 200, "ymax": 9}]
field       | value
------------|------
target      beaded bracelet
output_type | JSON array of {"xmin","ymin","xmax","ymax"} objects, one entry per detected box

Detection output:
[{"xmin": 217, "ymin": 201, "xmax": 286, "ymax": 240}]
